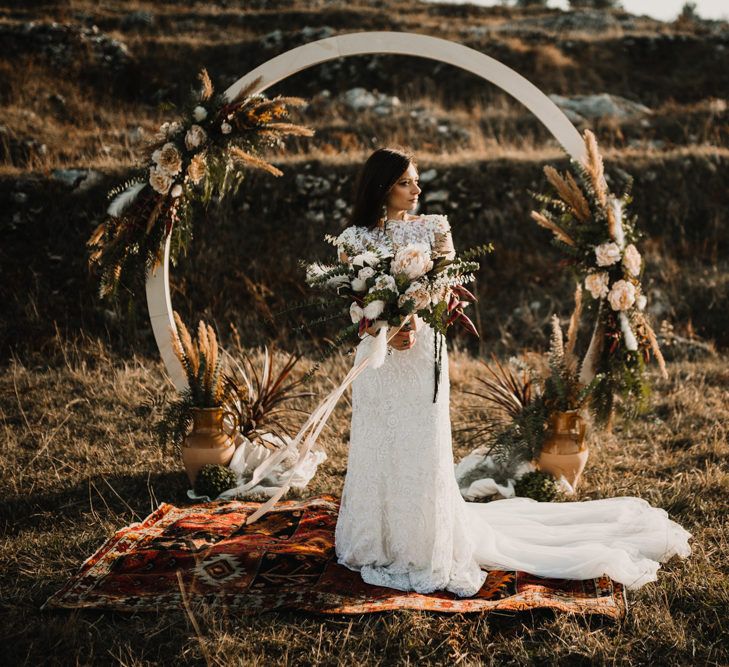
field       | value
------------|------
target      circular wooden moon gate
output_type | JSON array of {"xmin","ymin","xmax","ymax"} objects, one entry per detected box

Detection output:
[{"xmin": 146, "ymin": 31, "xmax": 586, "ymax": 389}]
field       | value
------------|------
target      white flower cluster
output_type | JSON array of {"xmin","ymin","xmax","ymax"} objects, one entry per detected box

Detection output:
[
  {"xmin": 149, "ymin": 105, "xmax": 213, "ymax": 196},
  {"xmin": 585, "ymin": 241, "xmax": 645, "ymax": 313},
  {"xmin": 584, "ymin": 210, "xmax": 648, "ymax": 351}
]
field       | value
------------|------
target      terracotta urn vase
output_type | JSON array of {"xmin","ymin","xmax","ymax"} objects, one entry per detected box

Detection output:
[
  {"xmin": 182, "ymin": 407, "xmax": 238, "ymax": 485},
  {"xmin": 537, "ymin": 410, "xmax": 589, "ymax": 489}
]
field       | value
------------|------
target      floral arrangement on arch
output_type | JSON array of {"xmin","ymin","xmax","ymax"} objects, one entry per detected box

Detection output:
[
  {"xmin": 530, "ymin": 129, "xmax": 667, "ymax": 424},
  {"xmin": 87, "ymin": 69, "xmax": 314, "ymax": 298}
]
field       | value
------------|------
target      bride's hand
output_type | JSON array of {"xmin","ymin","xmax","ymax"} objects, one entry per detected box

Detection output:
[
  {"xmin": 392, "ymin": 329, "xmax": 416, "ymax": 350},
  {"xmin": 392, "ymin": 315, "xmax": 418, "ymax": 350}
]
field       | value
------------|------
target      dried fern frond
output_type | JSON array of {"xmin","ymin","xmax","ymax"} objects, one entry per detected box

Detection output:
[
  {"xmin": 145, "ymin": 198, "xmax": 164, "ymax": 236},
  {"xmin": 635, "ymin": 312, "xmax": 668, "ymax": 379},
  {"xmin": 197, "ymin": 319, "xmax": 211, "ymax": 383},
  {"xmin": 198, "ymin": 68, "xmax": 214, "ymax": 101},
  {"xmin": 530, "ymin": 211, "xmax": 576, "ymax": 247},
  {"xmin": 204, "ymin": 323, "xmax": 219, "ymax": 399},
  {"xmin": 565, "ymin": 284, "xmax": 582, "ymax": 374},
  {"xmin": 229, "ymin": 146, "xmax": 283, "ymax": 177},
  {"xmin": 173, "ymin": 311, "xmax": 199, "ymax": 376},
  {"xmin": 606, "ymin": 201, "xmax": 619, "ymax": 242},
  {"xmin": 549, "ymin": 315, "xmax": 565, "ymax": 364},
  {"xmin": 87, "ymin": 221, "xmax": 105, "ymax": 249}
]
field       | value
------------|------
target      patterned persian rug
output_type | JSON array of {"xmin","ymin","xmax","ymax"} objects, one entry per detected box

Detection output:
[{"xmin": 44, "ymin": 495, "xmax": 627, "ymax": 618}]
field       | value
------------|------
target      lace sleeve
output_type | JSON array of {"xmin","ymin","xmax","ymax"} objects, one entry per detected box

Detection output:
[{"xmin": 429, "ymin": 215, "xmax": 455, "ymax": 260}]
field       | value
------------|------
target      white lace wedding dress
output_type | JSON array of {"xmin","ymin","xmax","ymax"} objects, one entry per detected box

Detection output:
[{"xmin": 333, "ymin": 215, "xmax": 692, "ymax": 597}]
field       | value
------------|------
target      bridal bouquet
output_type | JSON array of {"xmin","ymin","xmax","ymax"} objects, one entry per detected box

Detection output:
[{"xmin": 301, "ymin": 233, "xmax": 493, "ymax": 401}]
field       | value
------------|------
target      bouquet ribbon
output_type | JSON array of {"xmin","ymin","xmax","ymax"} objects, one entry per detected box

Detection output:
[{"xmin": 241, "ymin": 317, "xmax": 410, "ymax": 524}]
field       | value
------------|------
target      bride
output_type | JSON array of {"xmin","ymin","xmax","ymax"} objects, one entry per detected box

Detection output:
[{"xmin": 333, "ymin": 146, "xmax": 692, "ymax": 598}]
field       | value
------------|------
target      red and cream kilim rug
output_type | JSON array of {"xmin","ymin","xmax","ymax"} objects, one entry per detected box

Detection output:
[{"xmin": 44, "ymin": 495, "xmax": 627, "ymax": 618}]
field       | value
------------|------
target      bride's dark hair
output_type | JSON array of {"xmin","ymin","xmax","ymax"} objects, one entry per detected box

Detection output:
[{"xmin": 349, "ymin": 146, "xmax": 417, "ymax": 230}]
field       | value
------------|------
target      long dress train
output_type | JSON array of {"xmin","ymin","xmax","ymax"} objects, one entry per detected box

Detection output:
[{"xmin": 333, "ymin": 216, "xmax": 691, "ymax": 597}]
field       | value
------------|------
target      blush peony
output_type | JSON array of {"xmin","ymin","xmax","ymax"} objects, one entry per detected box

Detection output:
[{"xmin": 390, "ymin": 243, "xmax": 433, "ymax": 280}]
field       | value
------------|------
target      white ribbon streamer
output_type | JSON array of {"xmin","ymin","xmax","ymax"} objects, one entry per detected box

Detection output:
[{"xmin": 243, "ymin": 316, "xmax": 410, "ymax": 525}]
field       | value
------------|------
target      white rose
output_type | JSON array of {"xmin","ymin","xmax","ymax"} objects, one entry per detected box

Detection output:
[
  {"xmin": 358, "ymin": 266, "xmax": 375, "ymax": 280},
  {"xmin": 607, "ymin": 279, "xmax": 636, "ymax": 312},
  {"xmin": 351, "ymin": 277, "xmax": 367, "ymax": 292},
  {"xmin": 327, "ymin": 274, "xmax": 350, "ymax": 288},
  {"xmin": 170, "ymin": 184, "xmax": 183, "ymax": 198},
  {"xmin": 349, "ymin": 302, "xmax": 364, "ymax": 323},
  {"xmin": 623, "ymin": 243, "xmax": 642, "ymax": 277},
  {"xmin": 167, "ymin": 121, "xmax": 183, "ymax": 136},
  {"xmin": 374, "ymin": 274, "xmax": 397, "ymax": 293},
  {"xmin": 363, "ymin": 300, "xmax": 385, "ymax": 320},
  {"xmin": 193, "ymin": 106, "xmax": 208, "ymax": 122},
  {"xmin": 584, "ymin": 272, "xmax": 610, "ymax": 300},
  {"xmin": 185, "ymin": 124, "xmax": 207, "ymax": 151},
  {"xmin": 398, "ymin": 281, "xmax": 431, "ymax": 311},
  {"xmin": 351, "ymin": 251, "xmax": 379, "ymax": 268},
  {"xmin": 221, "ymin": 121, "xmax": 232, "ymax": 135},
  {"xmin": 148, "ymin": 165, "xmax": 172, "ymax": 194},
  {"xmin": 595, "ymin": 242, "xmax": 621, "ymax": 267},
  {"xmin": 391, "ymin": 243, "xmax": 433, "ymax": 280},
  {"xmin": 636, "ymin": 294, "xmax": 647, "ymax": 311},
  {"xmin": 360, "ymin": 251, "xmax": 380, "ymax": 266}
]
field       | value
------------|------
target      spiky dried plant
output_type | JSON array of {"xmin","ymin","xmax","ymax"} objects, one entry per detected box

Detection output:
[
  {"xmin": 564, "ymin": 284, "xmax": 583, "ymax": 375},
  {"xmin": 223, "ymin": 346, "xmax": 315, "ymax": 450},
  {"xmin": 461, "ymin": 355, "xmax": 537, "ymax": 421}
]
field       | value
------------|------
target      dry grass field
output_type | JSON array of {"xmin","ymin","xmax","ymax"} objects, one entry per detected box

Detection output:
[
  {"xmin": 1, "ymin": 335, "xmax": 727, "ymax": 664},
  {"xmin": 1, "ymin": 0, "xmax": 728, "ymax": 664}
]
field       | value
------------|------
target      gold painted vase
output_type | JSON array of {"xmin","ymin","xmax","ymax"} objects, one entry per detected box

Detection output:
[
  {"xmin": 182, "ymin": 407, "xmax": 238, "ymax": 485},
  {"xmin": 537, "ymin": 410, "xmax": 589, "ymax": 489}
]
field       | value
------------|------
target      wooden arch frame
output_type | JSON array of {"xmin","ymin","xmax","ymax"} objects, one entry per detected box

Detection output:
[{"xmin": 146, "ymin": 30, "xmax": 586, "ymax": 389}]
